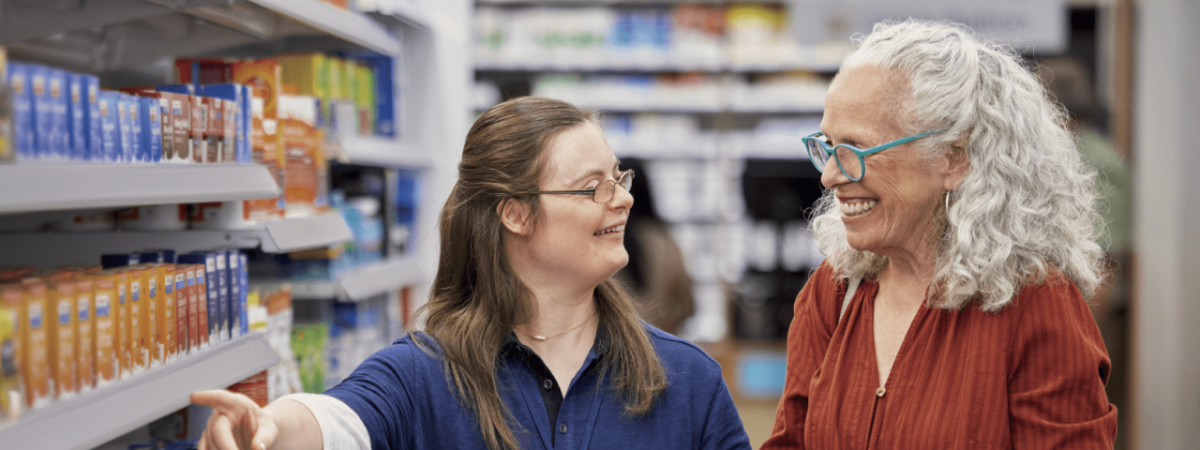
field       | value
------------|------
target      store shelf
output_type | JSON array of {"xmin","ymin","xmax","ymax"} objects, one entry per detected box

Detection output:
[
  {"xmin": 0, "ymin": 214, "xmax": 353, "ymax": 267},
  {"xmin": 2, "ymin": 0, "xmax": 402, "ymax": 74},
  {"xmin": 267, "ymin": 256, "xmax": 424, "ymax": 301},
  {"xmin": 0, "ymin": 164, "xmax": 280, "ymax": 215},
  {"xmin": 0, "ymin": 333, "xmax": 279, "ymax": 450},
  {"xmin": 328, "ymin": 136, "xmax": 432, "ymax": 169},
  {"xmin": 474, "ymin": 59, "xmax": 839, "ymax": 74}
]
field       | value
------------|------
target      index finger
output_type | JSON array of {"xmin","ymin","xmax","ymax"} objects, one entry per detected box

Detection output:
[{"xmin": 190, "ymin": 390, "xmax": 255, "ymax": 413}]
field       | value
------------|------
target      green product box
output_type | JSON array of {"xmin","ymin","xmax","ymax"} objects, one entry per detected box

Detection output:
[{"xmin": 291, "ymin": 323, "xmax": 328, "ymax": 394}]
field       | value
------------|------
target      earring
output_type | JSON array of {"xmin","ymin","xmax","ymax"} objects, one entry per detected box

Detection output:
[{"xmin": 945, "ymin": 191, "xmax": 951, "ymax": 211}]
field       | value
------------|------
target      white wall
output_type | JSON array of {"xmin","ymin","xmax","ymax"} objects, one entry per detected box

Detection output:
[
  {"xmin": 408, "ymin": 0, "xmax": 473, "ymax": 325},
  {"xmin": 1132, "ymin": 0, "xmax": 1200, "ymax": 448}
]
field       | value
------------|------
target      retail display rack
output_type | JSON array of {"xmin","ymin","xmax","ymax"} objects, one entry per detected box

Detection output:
[
  {"xmin": 0, "ymin": 334, "xmax": 279, "ymax": 450},
  {"xmin": 261, "ymin": 256, "xmax": 424, "ymax": 302},
  {"xmin": 0, "ymin": 0, "xmax": 437, "ymax": 448}
]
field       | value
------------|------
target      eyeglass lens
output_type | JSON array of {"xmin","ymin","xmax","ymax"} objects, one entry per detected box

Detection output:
[
  {"xmin": 593, "ymin": 172, "xmax": 634, "ymax": 203},
  {"xmin": 806, "ymin": 139, "xmax": 864, "ymax": 180}
]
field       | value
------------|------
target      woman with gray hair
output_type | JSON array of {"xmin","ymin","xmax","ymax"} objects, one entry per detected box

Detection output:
[{"xmin": 762, "ymin": 20, "xmax": 1117, "ymax": 449}]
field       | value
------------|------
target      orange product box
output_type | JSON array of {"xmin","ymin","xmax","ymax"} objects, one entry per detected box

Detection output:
[
  {"xmin": 184, "ymin": 266, "xmax": 197, "ymax": 352},
  {"xmin": 47, "ymin": 276, "xmax": 76, "ymax": 399},
  {"xmin": 281, "ymin": 117, "xmax": 316, "ymax": 216},
  {"xmin": 109, "ymin": 269, "xmax": 130, "ymax": 378},
  {"xmin": 228, "ymin": 370, "xmax": 268, "ymax": 407},
  {"xmin": 187, "ymin": 95, "xmax": 206, "ymax": 163},
  {"xmin": 89, "ymin": 273, "xmax": 117, "ymax": 385},
  {"xmin": 174, "ymin": 59, "xmax": 231, "ymax": 86},
  {"xmin": 0, "ymin": 267, "xmax": 35, "ymax": 284},
  {"xmin": 174, "ymin": 267, "xmax": 188, "ymax": 356},
  {"xmin": 232, "ymin": 59, "xmax": 281, "ymax": 120},
  {"xmin": 8, "ymin": 282, "xmax": 49, "ymax": 409},
  {"xmin": 124, "ymin": 266, "xmax": 145, "ymax": 372},
  {"xmin": 74, "ymin": 278, "xmax": 95, "ymax": 391},
  {"xmin": 192, "ymin": 264, "xmax": 210, "ymax": 349},
  {"xmin": 157, "ymin": 264, "xmax": 177, "ymax": 362},
  {"xmin": 141, "ymin": 264, "xmax": 162, "ymax": 367}
]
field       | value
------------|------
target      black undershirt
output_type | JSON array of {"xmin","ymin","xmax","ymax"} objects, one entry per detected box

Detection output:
[{"xmin": 501, "ymin": 328, "xmax": 610, "ymax": 447}]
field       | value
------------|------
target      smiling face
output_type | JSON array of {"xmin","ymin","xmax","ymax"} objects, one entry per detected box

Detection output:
[
  {"xmin": 819, "ymin": 66, "xmax": 963, "ymax": 261},
  {"xmin": 506, "ymin": 122, "xmax": 632, "ymax": 290}
]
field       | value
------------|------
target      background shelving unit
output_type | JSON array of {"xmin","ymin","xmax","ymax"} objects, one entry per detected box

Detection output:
[
  {"xmin": 262, "ymin": 256, "xmax": 423, "ymax": 301},
  {"xmin": 0, "ymin": 334, "xmax": 280, "ymax": 450},
  {"xmin": 0, "ymin": 0, "xmax": 473, "ymax": 446}
]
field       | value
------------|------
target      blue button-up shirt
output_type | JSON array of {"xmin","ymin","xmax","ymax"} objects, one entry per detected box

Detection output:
[{"xmin": 326, "ymin": 324, "xmax": 751, "ymax": 450}]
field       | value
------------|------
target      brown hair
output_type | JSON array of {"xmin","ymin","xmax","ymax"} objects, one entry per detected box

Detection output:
[{"xmin": 416, "ymin": 96, "xmax": 667, "ymax": 450}]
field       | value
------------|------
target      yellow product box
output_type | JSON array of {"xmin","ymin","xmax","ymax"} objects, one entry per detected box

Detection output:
[
  {"xmin": 124, "ymin": 266, "xmax": 146, "ymax": 373},
  {"xmin": 141, "ymin": 264, "xmax": 162, "ymax": 367},
  {"xmin": 1, "ymin": 284, "xmax": 22, "ymax": 420},
  {"xmin": 46, "ymin": 276, "xmax": 76, "ymax": 399},
  {"xmin": 74, "ymin": 278, "xmax": 94, "ymax": 392},
  {"xmin": 88, "ymin": 274, "xmax": 117, "ymax": 385},
  {"xmin": 327, "ymin": 56, "xmax": 344, "ymax": 101},
  {"xmin": 354, "ymin": 62, "xmax": 374, "ymax": 134},
  {"xmin": 280, "ymin": 53, "xmax": 330, "ymax": 125},
  {"xmin": 190, "ymin": 264, "xmax": 210, "ymax": 349},
  {"xmin": 14, "ymin": 282, "xmax": 49, "ymax": 409}
]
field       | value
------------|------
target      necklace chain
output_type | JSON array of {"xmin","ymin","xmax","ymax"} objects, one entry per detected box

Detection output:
[{"xmin": 519, "ymin": 309, "xmax": 598, "ymax": 341}]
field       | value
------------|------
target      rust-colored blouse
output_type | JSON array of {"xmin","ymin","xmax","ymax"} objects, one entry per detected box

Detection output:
[{"xmin": 761, "ymin": 263, "xmax": 1117, "ymax": 449}]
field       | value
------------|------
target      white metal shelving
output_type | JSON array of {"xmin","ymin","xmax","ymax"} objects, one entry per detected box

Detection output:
[
  {"xmin": 475, "ymin": 59, "xmax": 840, "ymax": 73},
  {"xmin": 0, "ymin": 214, "xmax": 353, "ymax": 267},
  {"xmin": 329, "ymin": 136, "xmax": 432, "ymax": 169},
  {"xmin": 0, "ymin": 333, "xmax": 280, "ymax": 450},
  {"xmin": 0, "ymin": 165, "xmax": 280, "ymax": 215},
  {"xmin": 263, "ymin": 256, "xmax": 423, "ymax": 301}
]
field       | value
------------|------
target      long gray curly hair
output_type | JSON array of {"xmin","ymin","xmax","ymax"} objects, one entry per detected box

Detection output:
[{"xmin": 810, "ymin": 19, "xmax": 1103, "ymax": 312}]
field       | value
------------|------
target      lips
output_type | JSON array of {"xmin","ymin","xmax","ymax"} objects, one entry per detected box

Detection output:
[{"xmin": 594, "ymin": 224, "xmax": 625, "ymax": 236}]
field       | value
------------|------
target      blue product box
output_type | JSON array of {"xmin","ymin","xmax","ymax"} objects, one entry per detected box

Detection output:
[
  {"xmin": 84, "ymin": 76, "xmax": 101, "ymax": 161},
  {"xmin": 67, "ymin": 73, "xmax": 87, "ymax": 161},
  {"xmin": 239, "ymin": 85, "xmax": 251, "ymax": 163},
  {"xmin": 97, "ymin": 91, "xmax": 120, "ymax": 162},
  {"xmin": 47, "ymin": 68, "xmax": 68, "ymax": 160},
  {"xmin": 7, "ymin": 63, "xmax": 34, "ymax": 160},
  {"xmin": 29, "ymin": 65, "xmax": 51, "ymax": 160},
  {"xmin": 214, "ymin": 251, "xmax": 229, "ymax": 341},
  {"xmin": 179, "ymin": 253, "xmax": 220, "ymax": 343},
  {"xmin": 114, "ymin": 94, "xmax": 133, "ymax": 162},
  {"xmin": 239, "ymin": 253, "xmax": 248, "ymax": 336},
  {"xmin": 201, "ymin": 84, "xmax": 241, "ymax": 164},
  {"xmin": 140, "ymin": 97, "xmax": 162, "ymax": 163},
  {"xmin": 225, "ymin": 250, "xmax": 241, "ymax": 338},
  {"xmin": 362, "ymin": 56, "xmax": 395, "ymax": 137},
  {"xmin": 126, "ymin": 94, "xmax": 143, "ymax": 163}
]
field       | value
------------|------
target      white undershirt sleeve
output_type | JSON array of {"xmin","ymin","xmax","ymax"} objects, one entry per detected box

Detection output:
[{"xmin": 280, "ymin": 393, "xmax": 372, "ymax": 450}]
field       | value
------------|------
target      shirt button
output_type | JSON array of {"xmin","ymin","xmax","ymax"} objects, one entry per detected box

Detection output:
[
  {"xmin": 559, "ymin": 424, "xmax": 568, "ymax": 434},
  {"xmin": 543, "ymin": 379, "xmax": 553, "ymax": 390},
  {"xmin": 876, "ymin": 387, "xmax": 887, "ymax": 398}
]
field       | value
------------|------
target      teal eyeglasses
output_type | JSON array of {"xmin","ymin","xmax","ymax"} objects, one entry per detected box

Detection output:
[{"xmin": 803, "ymin": 131, "xmax": 939, "ymax": 181}]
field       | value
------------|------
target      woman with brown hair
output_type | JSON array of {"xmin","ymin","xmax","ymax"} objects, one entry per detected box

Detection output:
[{"xmin": 190, "ymin": 96, "xmax": 752, "ymax": 450}]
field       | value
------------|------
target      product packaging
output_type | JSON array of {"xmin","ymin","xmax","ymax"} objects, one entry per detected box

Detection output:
[
  {"xmin": 238, "ymin": 85, "xmax": 252, "ymax": 163},
  {"xmin": 158, "ymin": 264, "xmax": 177, "ymax": 362},
  {"xmin": 8, "ymin": 62, "xmax": 33, "ymax": 161},
  {"xmin": 138, "ymin": 90, "xmax": 191, "ymax": 163},
  {"xmin": 157, "ymin": 85, "xmax": 204, "ymax": 163},
  {"xmin": 279, "ymin": 53, "xmax": 329, "ymax": 127},
  {"xmin": 50, "ymin": 211, "xmax": 116, "ymax": 232},
  {"xmin": 74, "ymin": 278, "xmax": 94, "ymax": 392},
  {"xmin": 97, "ymin": 91, "xmax": 120, "ymax": 162},
  {"xmin": 0, "ymin": 284, "xmax": 23, "ymax": 420},
  {"xmin": 142, "ymin": 264, "xmax": 161, "ymax": 367},
  {"xmin": 201, "ymin": 84, "xmax": 243, "ymax": 163},
  {"xmin": 89, "ymin": 273, "xmax": 116, "ymax": 386},
  {"xmin": 232, "ymin": 59, "xmax": 281, "ymax": 121},
  {"xmin": 183, "ymin": 266, "xmax": 198, "ymax": 352},
  {"xmin": 215, "ymin": 253, "xmax": 229, "ymax": 342},
  {"xmin": 124, "ymin": 266, "xmax": 145, "ymax": 373},
  {"xmin": 29, "ymin": 65, "xmax": 50, "ymax": 161},
  {"xmin": 109, "ymin": 269, "xmax": 129, "ymax": 378},
  {"xmin": 128, "ymin": 94, "xmax": 144, "ymax": 163},
  {"xmin": 173, "ymin": 267, "xmax": 187, "ymax": 356},
  {"xmin": 239, "ymin": 253, "xmax": 249, "ymax": 337},
  {"xmin": 227, "ymin": 370, "xmax": 268, "ymax": 407},
  {"xmin": 177, "ymin": 254, "xmax": 217, "ymax": 346},
  {"xmin": 8, "ymin": 282, "xmax": 49, "ymax": 409},
  {"xmin": 201, "ymin": 97, "xmax": 222, "ymax": 163},
  {"xmin": 279, "ymin": 95, "xmax": 321, "ymax": 217},
  {"xmin": 140, "ymin": 96, "xmax": 162, "ymax": 163},
  {"xmin": 84, "ymin": 76, "xmax": 101, "ymax": 161},
  {"xmin": 67, "ymin": 73, "xmax": 87, "ymax": 161},
  {"xmin": 174, "ymin": 59, "xmax": 231, "ymax": 89},
  {"xmin": 46, "ymin": 68, "xmax": 67, "ymax": 160},
  {"xmin": 46, "ymin": 276, "xmax": 76, "ymax": 400},
  {"xmin": 363, "ymin": 55, "xmax": 396, "ymax": 137},
  {"xmin": 115, "ymin": 94, "xmax": 134, "ymax": 163},
  {"xmin": 226, "ymin": 250, "xmax": 242, "ymax": 339}
]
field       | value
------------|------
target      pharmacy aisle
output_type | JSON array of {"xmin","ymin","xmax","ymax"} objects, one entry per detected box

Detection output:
[{"xmin": 0, "ymin": 1, "xmax": 470, "ymax": 449}]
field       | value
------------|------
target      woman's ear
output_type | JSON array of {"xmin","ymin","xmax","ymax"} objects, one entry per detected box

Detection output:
[
  {"xmin": 498, "ymin": 198, "xmax": 533, "ymax": 236},
  {"xmin": 943, "ymin": 137, "xmax": 970, "ymax": 191}
]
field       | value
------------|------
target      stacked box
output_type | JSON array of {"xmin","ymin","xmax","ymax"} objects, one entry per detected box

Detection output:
[
  {"xmin": 140, "ymin": 97, "xmax": 163, "ymax": 163},
  {"xmin": 174, "ymin": 268, "xmax": 187, "ymax": 356},
  {"xmin": 74, "ymin": 278, "xmax": 94, "ymax": 392},
  {"xmin": 97, "ymin": 91, "xmax": 120, "ymax": 162},
  {"xmin": 84, "ymin": 76, "xmax": 101, "ymax": 161},
  {"xmin": 67, "ymin": 74, "xmax": 87, "ymax": 161},
  {"xmin": 158, "ymin": 85, "xmax": 204, "ymax": 163},
  {"xmin": 46, "ymin": 69, "xmax": 67, "ymax": 160},
  {"xmin": 8, "ymin": 63, "xmax": 33, "ymax": 160},
  {"xmin": 178, "ymin": 254, "xmax": 218, "ymax": 345},
  {"xmin": 363, "ymin": 55, "xmax": 396, "ymax": 137}
]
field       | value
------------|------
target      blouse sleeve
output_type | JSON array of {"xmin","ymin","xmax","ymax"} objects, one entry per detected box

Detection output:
[
  {"xmin": 699, "ymin": 370, "xmax": 754, "ymax": 450},
  {"xmin": 325, "ymin": 343, "xmax": 420, "ymax": 450},
  {"xmin": 760, "ymin": 263, "xmax": 840, "ymax": 450},
  {"xmin": 1007, "ymin": 275, "xmax": 1118, "ymax": 448}
]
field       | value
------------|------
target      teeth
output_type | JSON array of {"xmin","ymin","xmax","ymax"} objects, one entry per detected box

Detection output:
[
  {"xmin": 839, "ymin": 200, "xmax": 877, "ymax": 216},
  {"xmin": 594, "ymin": 225, "xmax": 624, "ymax": 236}
]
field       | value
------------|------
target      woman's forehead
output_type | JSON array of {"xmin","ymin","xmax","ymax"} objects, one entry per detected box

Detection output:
[{"xmin": 542, "ymin": 124, "xmax": 618, "ymax": 183}]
